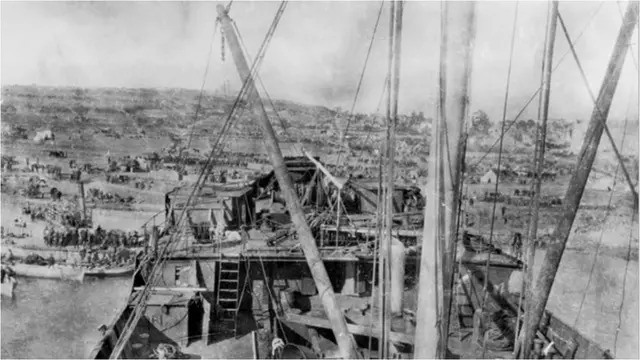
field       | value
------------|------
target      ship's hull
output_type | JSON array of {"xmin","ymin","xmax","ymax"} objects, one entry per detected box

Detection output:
[
  {"xmin": 90, "ymin": 255, "xmax": 146, "ymax": 359},
  {"xmin": 89, "ymin": 251, "xmax": 613, "ymax": 360}
]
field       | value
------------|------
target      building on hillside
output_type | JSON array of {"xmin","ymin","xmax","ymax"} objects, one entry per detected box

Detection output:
[
  {"xmin": 165, "ymin": 184, "xmax": 256, "ymax": 243},
  {"xmin": 33, "ymin": 130, "xmax": 55, "ymax": 143},
  {"xmin": 481, "ymin": 169, "xmax": 498, "ymax": 184},
  {"xmin": 135, "ymin": 157, "xmax": 150, "ymax": 172},
  {"xmin": 590, "ymin": 176, "xmax": 616, "ymax": 191}
]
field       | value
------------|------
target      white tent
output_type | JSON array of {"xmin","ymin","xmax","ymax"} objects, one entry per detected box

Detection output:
[
  {"xmin": 590, "ymin": 176, "xmax": 616, "ymax": 191},
  {"xmin": 33, "ymin": 130, "xmax": 54, "ymax": 143}
]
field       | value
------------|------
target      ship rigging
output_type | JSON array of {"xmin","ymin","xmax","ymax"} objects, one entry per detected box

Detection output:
[{"xmin": 91, "ymin": 1, "xmax": 638, "ymax": 359}]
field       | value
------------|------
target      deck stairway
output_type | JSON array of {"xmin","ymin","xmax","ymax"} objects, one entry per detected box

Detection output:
[{"xmin": 216, "ymin": 259, "xmax": 241, "ymax": 337}]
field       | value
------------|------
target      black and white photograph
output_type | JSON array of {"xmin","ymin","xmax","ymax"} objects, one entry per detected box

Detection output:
[{"xmin": 1, "ymin": 0, "xmax": 638, "ymax": 359}]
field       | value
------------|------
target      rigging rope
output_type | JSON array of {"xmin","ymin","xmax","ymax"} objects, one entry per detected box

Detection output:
[
  {"xmin": 362, "ymin": 73, "xmax": 390, "ymax": 149},
  {"xmin": 480, "ymin": 1, "xmax": 519, "ymax": 318},
  {"xmin": 379, "ymin": 1, "xmax": 397, "ymax": 356},
  {"xmin": 573, "ymin": 81, "xmax": 634, "ymax": 328},
  {"xmin": 368, "ymin": 130, "xmax": 386, "ymax": 357},
  {"xmin": 432, "ymin": 0, "xmax": 446, "ymax": 352},
  {"xmin": 232, "ymin": 20, "xmax": 304, "ymax": 157},
  {"xmin": 468, "ymin": 1, "xmax": 605, "ymax": 170},
  {"xmin": 572, "ymin": 122, "xmax": 626, "ymax": 329},
  {"xmin": 479, "ymin": 4, "xmax": 519, "ymax": 357},
  {"xmin": 515, "ymin": 0, "xmax": 552, "ymax": 348},
  {"xmin": 255, "ymin": 253, "xmax": 290, "ymax": 343},
  {"xmin": 180, "ymin": 17, "xmax": 222, "ymax": 172},
  {"xmin": 616, "ymin": 0, "xmax": 638, "ymax": 72},
  {"xmin": 449, "ymin": 132, "xmax": 469, "ymax": 351},
  {"xmin": 613, "ymin": 208, "xmax": 636, "ymax": 357},
  {"xmin": 335, "ymin": 0, "xmax": 386, "ymax": 169},
  {"xmin": 109, "ymin": 3, "xmax": 287, "ymax": 357},
  {"xmin": 556, "ymin": 11, "xmax": 637, "ymax": 200},
  {"xmin": 441, "ymin": 0, "xmax": 476, "ymax": 350}
]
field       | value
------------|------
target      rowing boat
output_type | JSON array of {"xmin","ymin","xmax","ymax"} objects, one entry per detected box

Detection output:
[
  {"xmin": 10, "ymin": 263, "xmax": 85, "ymax": 282},
  {"xmin": 85, "ymin": 264, "xmax": 135, "ymax": 278},
  {"xmin": 2, "ymin": 244, "xmax": 143, "ymax": 263}
]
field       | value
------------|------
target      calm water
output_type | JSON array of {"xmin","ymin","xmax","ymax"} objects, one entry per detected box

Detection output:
[{"xmin": 1, "ymin": 277, "xmax": 131, "ymax": 359}]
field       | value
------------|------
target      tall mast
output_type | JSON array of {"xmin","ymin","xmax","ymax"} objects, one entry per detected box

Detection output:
[
  {"xmin": 215, "ymin": 6, "xmax": 360, "ymax": 359},
  {"xmin": 413, "ymin": 2, "xmax": 476, "ymax": 358},
  {"xmin": 520, "ymin": 1, "xmax": 559, "ymax": 358},
  {"xmin": 522, "ymin": 1, "xmax": 639, "ymax": 356},
  {"xmin": 381, "ymin": 0, "xmax": 404, "ymax": 357}
]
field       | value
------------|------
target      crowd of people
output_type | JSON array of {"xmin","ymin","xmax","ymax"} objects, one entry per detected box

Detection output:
[
  {"xmin": 12, "ymin": 246, "xmax": 135, "ymax": 269},
  {"xmin": 87, "ymin": 188, "xmax": 136, "ymax": 206},
  {"xmin": 43, "ymin": 225, "xmax": 148, "ymax": 249}
]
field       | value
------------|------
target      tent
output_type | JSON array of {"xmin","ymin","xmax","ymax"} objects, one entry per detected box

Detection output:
[{"xmin": 33, "ymin": 130, "xmax": 55, "ymax": 143}]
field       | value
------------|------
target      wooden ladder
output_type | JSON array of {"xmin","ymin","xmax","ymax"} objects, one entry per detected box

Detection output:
[{"xmin": 217, "ymin": 258, "xmax": 241, "ymax": 337}]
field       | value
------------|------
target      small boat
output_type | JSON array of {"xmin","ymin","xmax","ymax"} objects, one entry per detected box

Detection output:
[
  {"xmin": 85, "ymin": 264, "xmax": 135, "ymax": 278},
  {"xmin": 2, "ymin": 244, "xmax": 143, "ymax": 264},
  {"xmin": 11, "ymin": 263, "xmax": 85, "ymax": 282}
]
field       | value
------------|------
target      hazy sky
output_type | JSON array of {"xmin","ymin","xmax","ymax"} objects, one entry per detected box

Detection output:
[{"xmin": 1, "ymin": 1, "xmax": 638, "ymax": 121}]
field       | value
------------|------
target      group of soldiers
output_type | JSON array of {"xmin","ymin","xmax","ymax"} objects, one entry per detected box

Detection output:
[
  {"xmin": 87, "ymin": 188, "xmax": 136, "ymax": 206},
  {"xmin": 43, "ymin": 225, "xmax": 149, "ymax": 249},
  {"xmin": 11, "ymin": 246, "xmax": 135, "ymax": 269}
]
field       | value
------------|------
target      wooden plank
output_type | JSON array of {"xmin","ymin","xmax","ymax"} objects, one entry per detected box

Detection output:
[
  {"xmin": 320, "ymin": 225, "xmax": 422, "ymax": 237},
  {"xmin": 133, "ymin": 286, "xmax": 207, "ymax": 292},
  {"xmin": 284, "ymin": 312, "xmax": 414, "ymax": 345}
]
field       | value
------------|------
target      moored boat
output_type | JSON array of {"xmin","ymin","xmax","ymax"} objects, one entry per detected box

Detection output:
[
  {"xmin": 85, "ymin": 264, "xmax": 135, "ymax": 278},
  {"xmin": 1, "ymin": 244, "xmax": 143, "ymax": 264},
  {"xmin": 10, "ymin": 263, "xmax": 85, "ymax": 282}
]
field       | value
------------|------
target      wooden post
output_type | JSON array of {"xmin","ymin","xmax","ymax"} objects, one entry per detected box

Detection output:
[
  {"xmin": 389, "ymin": 237, "xmax": 405, "ymax": 315},
  {"xmin": 78, "ymin": 181, "xmax": 87, "ymax": 223},
  {"xmin": 414, "ymin": 2, "xmax": 476, "ymax": 358},
  {"xmin": 342, "ymin": 261, "xmax": 357, "ymax": 295},
  {"xmin": 251, "ymin": 331, "xmax": 260, "ymax": 359},
  {"xmin": 267, "ymin": 264, "xmax": 275, "ymax": 335},
  {"xmin": 151, "ymin": 226, "xmax": 159, "ymax": 259},
  {"xmin": 216, "ymin": 5, "xmax": 359, "ymax": 359},
  {"xmin": 336, "ymin": 191, "xmax": 342, "ymax": 248},
  {"xmin": 521, "ymin": 1, "xmax": 559, "ymax": 358},
  {"xmin": 301, "ymin": 169, "xmax": 319, "ymax": 206},
  {"xmin": 522, "ymin": 2, "xmax": 639, "ymax": 357}
]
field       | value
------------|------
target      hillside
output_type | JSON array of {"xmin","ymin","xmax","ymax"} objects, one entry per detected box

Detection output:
[{"xmin": 2, "ymin": 85, "xmax": 637, "ymax": 178}]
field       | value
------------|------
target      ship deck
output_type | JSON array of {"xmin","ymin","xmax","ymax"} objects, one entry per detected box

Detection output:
[
  {"xmin": 160, "ymin": 228, "xmax": 522, "ymax": 268},
  {"xmin": 278, "ymin": 291, "xmax": 516, "ymax": 359},
  {"xmin": 122, "ymin": 313, "xmax": 261, "ymax": 359}
]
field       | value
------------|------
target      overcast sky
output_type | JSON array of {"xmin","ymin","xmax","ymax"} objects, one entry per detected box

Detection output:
[{"xmin": 1, "ymin": 1, "xmax": 638, "ymax": 122}]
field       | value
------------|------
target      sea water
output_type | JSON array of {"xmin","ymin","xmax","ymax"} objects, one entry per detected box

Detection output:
[{"xmin": 1, "ymin": 277, "xmax": 132, "ymax": 359}]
